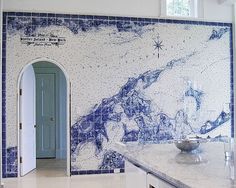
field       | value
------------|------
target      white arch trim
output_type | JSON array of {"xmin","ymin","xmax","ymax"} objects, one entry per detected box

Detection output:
[{"xmin": 17, "ymin": 57, "xmax": 71, "ymax": 177}]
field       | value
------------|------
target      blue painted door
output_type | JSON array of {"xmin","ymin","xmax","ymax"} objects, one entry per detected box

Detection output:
[{"xmin": 36, "ymin": 73, "xmax": 56, "ymax": 158}]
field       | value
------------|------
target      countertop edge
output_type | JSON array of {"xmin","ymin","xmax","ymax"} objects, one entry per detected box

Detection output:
[{"xmin": 121, "ymin": 151, "xmax": 191, "ymax": 188}]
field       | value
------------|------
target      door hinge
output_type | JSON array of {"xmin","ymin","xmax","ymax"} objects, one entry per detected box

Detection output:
[
  {"xmin": 19, "ymin": 123, "xmax": 22, "ymax": 130},
  {"xmin": 34, "ymin": 124, "xmax": 36, "ymax": 128},
  {"xmin": 19, "ymin": 89, "xmax": 22, "ymax": 96},
  {"xmin": 20, "ymin": 156, "xmax": 22, "ymax": 163}
]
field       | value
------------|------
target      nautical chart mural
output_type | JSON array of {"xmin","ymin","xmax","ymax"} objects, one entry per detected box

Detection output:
[{"xmin": 2, "ymin": 12, "xmax": 233, "ymax": 176}]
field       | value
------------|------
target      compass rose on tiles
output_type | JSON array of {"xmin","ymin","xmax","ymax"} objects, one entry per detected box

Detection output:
[{"xmin": 154, "ymin": 34, "xmax": 164, "ymax": 58}]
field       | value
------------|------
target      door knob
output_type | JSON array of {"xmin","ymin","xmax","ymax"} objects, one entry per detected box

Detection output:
[
  {"xmin": 50, "ymin": 117, "xmax": 54, "ymax": 121},
  {"xmin": 34, "ymin": 125, "xmax": 36, "ymax": 128}
]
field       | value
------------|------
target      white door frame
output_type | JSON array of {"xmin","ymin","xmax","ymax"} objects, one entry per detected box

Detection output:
[{"xmin": 17, "ymin": 57, "xmax": 71, "ymax": 177}]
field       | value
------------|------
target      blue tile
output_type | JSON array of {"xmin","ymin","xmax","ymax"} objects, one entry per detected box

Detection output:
[
  {"xmin": 103, "ymin": 20, "xmax": 109, "ymax": 25},
  {"xmin": 2, "ymin": 33, "xmax": 6, "ymax": 178},
  {"xmin": 123, "ymin": 17, "xmax": 131, "ymax": 21},
  {"xmin": 159, "ymin": 19, "xmax": 166, "ymax": 23},
  {"xmin": 224, "ymin": 23, "xmax": 232, "ymax": 27},
  {"xmin": 211, "ymin": 22, "xmax": 218, "ymax": 26},
  {"xmin": 196, "ymin": 21, "xmax": 203, "ymax": 25},
  {"xmin": 6, "ymin": 147, "xmax": 18, "ymax": 175},
  {"xmin": 39, "ymin": 13, "xmax": 47, "ymax": 17},
  {"xmin": 6, "ymin": 173, "xmax": 17, "ymax": 178},
  {"xmin": 7, "ymin": 12, "xmax": 16, "ymax": 16},
  {"xmin": 23, "ymin": 12, "xmax": 32, "ymax": 17},
  {"xmin": 209, "ymin": 22, "xmax": 216, "ymax": 26},
  {"xmin": 138, "ymin": 21, "xmax": 147, "ymax": 26},
  {"xmin": 64, "ymin": 14, "xmax": 71, "ymax": 18},
  {"xmin": 2, "ymin": 164, "xmax": 6, "ymax": 172},
  {"xmin": 179, "ymin": 20, "xmax": 186, "ymax": 24},
  {"xmin": 48, "ymin": 13, "xmax": 56, "ymax": 17},
  {"xmin": 171, "ymin": 19, "xmax": 178, "ymax": 24},
  {"xmin": 2, "ymin": 104, "xmax": 6, "ymax": 110},
  {"xmin": 101, "ymin": 169, "xmax": 110, "ymax": 174},
  {"xmin": 94, "ymin": 20, "xmax": 103, "ymax": 27},
  {"xmin": 108, "ymin": 21, "xmax": 116, "ymax": 25},
  {"xmin": 2, "ymin": 110, "xmax": 6, "ymax": 117},
  {"xmin": 2, "ymin": 159, "xmax": 6, "ymax": 165},
  {"xmin": 120, "ymin": 169, "xmax": 125, "ymax": 173},
  {"xmin": 2, "ymin": 157, "xmax": 6, "ymax": 163},
  {"xmin": 47, "ymin": 18, "xmax": 56, "ymax": 25},
  {"xmin": 151, "ymin": 18, "xmax": 159, "ymax": 23},
  {"xmin": 2, "ymin": 150, "xmax": 6, "ymax": 157},
  {"xmin": 39, "ymin": 18, "xmax": 48, "ymax": 26},
  {"xmin": 137, "ymin": 18, "xmax": 145, "ymax": 22},
  {"xmin": 70, "ymin": 171, "xmax": 78, "ymax": 175},
  {"xmin": 31, "ymin": 17, "xmax": 39, "ymax": 25},
  {"xmin": 79, "ymin": 15, "xmax": 86, "ymax": 19},
  {"xmin": 86, "ymin": 15, "xmax": 94, "ymax": 19},
  {"xmin": 144, "ymin": 18, "xmax": 151, "ymax": 22},
  {"xmin": 64, "ymin": 18, "xmax": 70, "ymax": 23},
  {"xmin": 2, "ymin": 49, "xmax": 6, "ymax": 57},
  {"xmin": 109, "ymin": 16, "xmax": 116, "ymax": 21},
  {"xmin": 2, "ymin": 92, "xmax": 6, "ymax": 99},
  {"xmin": 70, "ymin": 14, "xmax": 78, "ymax": 19},
  {"xmin": 130, "ymin": 17, "xmax": 138, "ymax": 21},
  {"xmin": 184, "ymin": 20, "xmax": 190, "ymax": 25},
  {"xmin": 56, "ymin": 13, "xmax": 66, "ymax": 18},
  {"xmin": 94, "ymin": 15, "xmax": 108, "ymax": 20},
  {"xmin": 3, "ymin": 17, "xmax": 7, "ymax": 25},
  {"xmin": 2, "ymin": 114, "xmax": 6, "ymax": 123},
  {"xmin": 2, "ymin": 64, "xmax": 6, "ymax": 72},
  {"xmin": 115, "ymin": 16, "xmax": 123, "ymax": 21},
  {"xmin": 16, "ymin": 12, "xmax": 24, "ymax": 16},
  {"xmin": 87, "ymin": 170, "xmax": 94, "ymax": 174},
  {"xmin": 3, "ymin": 17, "xmax": 6, "ymax": 25},
  {"xmin": 78, "ymin": 171, "xmax": 87, "ymax": 175},
  {"xmin": 7, "ymin": 16, "xmax": 15, "ymax": 25},
  {"xmin": 95, "ymin": 170, "xmax": 101, "ymax": 174},
  {"xmin": 2, "ymin": 133, "xmax": 6, "ymax": 139}
]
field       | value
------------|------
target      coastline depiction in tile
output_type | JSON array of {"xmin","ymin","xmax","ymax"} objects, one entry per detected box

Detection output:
[{"xmin": 3, "ymin": 13, "xmax": 232, "ymax": 175}]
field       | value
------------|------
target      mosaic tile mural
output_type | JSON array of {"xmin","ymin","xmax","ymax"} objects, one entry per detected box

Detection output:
[{"xmin": 2, "ymin": 12, "xmax": 233, "ymax": 177}]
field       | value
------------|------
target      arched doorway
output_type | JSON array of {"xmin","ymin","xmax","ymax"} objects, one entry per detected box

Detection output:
[{"xmin": 17, "ymin": 59, "xmax": 70, "ymax": 177}]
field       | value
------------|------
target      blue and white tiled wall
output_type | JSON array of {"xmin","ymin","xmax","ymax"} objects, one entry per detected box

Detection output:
[{"xmin": 1, "ymin": 12, "xmax": 234, "ymax": 177}]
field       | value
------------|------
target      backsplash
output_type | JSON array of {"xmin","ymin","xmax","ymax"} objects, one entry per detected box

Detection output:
[{"xmin": 2, "ymin": 12, "xmax": 233, "ymax": 177}]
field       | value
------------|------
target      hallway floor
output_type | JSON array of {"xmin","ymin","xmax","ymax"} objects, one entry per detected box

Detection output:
[{"xmin": 3, "ymin": 159, "xmax": 126, "ymax": 188}]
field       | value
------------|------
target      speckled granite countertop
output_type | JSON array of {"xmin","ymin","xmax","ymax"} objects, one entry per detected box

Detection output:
[{"xmin": 114, "ymin": 142, "xmax": 235, "ymax": 188}]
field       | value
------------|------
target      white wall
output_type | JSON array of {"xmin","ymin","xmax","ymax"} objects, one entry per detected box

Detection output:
[
  {"xmin": 2, "ymin": 0, "xmax": 234, "ymax": 22},
  {"xmin": 203, "ymin": 0, "xmax": 233, "ymax": 22}
]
